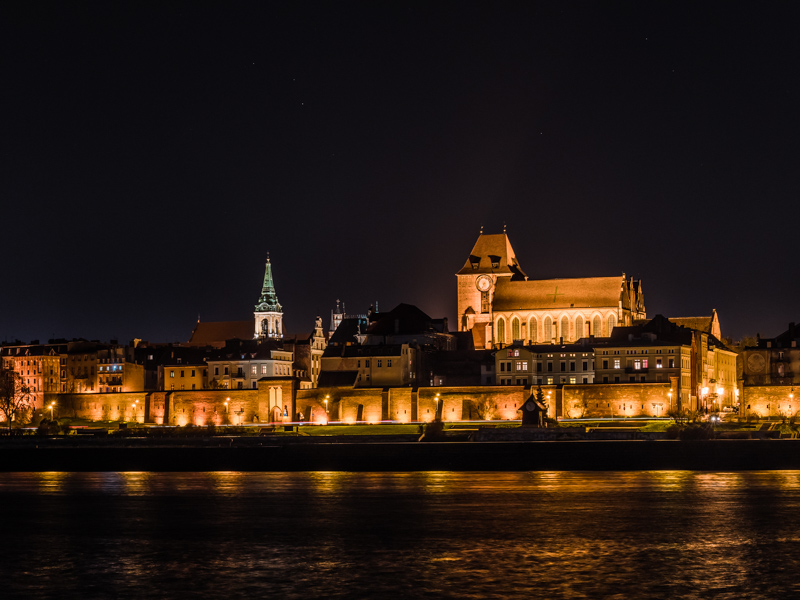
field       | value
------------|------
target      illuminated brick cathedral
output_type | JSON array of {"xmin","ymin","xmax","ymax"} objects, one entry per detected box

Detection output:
[{"xmin": 457, "ymin": 232, "xmax": 646, "ymax": 348}]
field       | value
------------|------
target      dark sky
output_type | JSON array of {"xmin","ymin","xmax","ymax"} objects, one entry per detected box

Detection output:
[{"xmin": 3, "ymin": 2, "xmax": 798, "ymax": 344}]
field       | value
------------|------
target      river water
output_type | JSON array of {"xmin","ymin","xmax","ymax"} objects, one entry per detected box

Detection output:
[{"xmin": 2, "ymin": 471, "xmax": 800, "ymax": 599}]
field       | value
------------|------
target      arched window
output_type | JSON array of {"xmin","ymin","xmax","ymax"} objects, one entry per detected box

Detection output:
[
  {"xmin": 608, "ymin": 315, "xmax": 617, "ymax": 335},
  {"xmin": 544, "ymin": 316, "xmax": 552, "ymax": 343},
  {"xmin": 576, "ymin": 315, "xmax": 585, "ymax": 340},
  {"xmin": 497, "ymin": 317, "xmax": 506, "ymax": 346},
  {"xmin": 560, "ymin": 316, "xmax": 570, "ymax": 342},
  {"xmin": 511, "ymin": 317, "xmax": 520, "ymax": 341},
  {"xmin": 529, "ymin": 317, "xmax": 538, "ymax": 344},
  {"xmin": 593, "ymin": 315, "xmax": 602, "ymax": 338}
]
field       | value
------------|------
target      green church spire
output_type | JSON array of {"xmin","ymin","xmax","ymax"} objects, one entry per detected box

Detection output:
[{"xmin": 255, "ymin": 254, "xmax": 282, "ymax": 313}]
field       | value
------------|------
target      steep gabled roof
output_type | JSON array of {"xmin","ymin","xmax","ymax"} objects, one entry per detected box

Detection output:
[
  {"xmin": 327, "ymin": 317, "xmax": 368, "ymax": 346},
  {"xmin": 188, "ymin": 321, "xmax": 253, "ymax": 346},
  {"xmin": 669, "ymin": 317, "xmax": 713, "ymax": 334},
  {"xmin": 318, "ymin": 371, "xmax": 358, "ymax": 387},
  {"xmin": 491, "ymin": 276, "xmax": 626, "ymax": 311},
  {"xmin": 456, "ymin": 233, "xmax": 526, "ymax": 278},
  {"xmin": 366, "ymin": 303, "xmax": 443, "ymax": 336}
]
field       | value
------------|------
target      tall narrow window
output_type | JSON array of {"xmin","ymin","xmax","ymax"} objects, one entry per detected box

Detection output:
[
  {"xmin": 593, "ymin": 315, "xmax": 602, "ymax": 337},
  {"xmin": 497, "ymin": 318, "xmax": 506, "ymax": 345},
  {"xmin": 544, "ymin": 316, "xmax": 552, "ymax": 342},
  {"xmin": 608, "ymin": 314, "xmax": 617, "ymax": 335},
  {"xmin": 576, "ymin": 315, "xmax": 584, "ymax": 339},
  {"xmin": 511, "ymin": 318, "xmax": 520, "ymax": 341},
  {"xmin": 560, "ymin": 316, "xmax": 570, "ymax": 341},
  {"xmin": 529, "ymin": 317, "xmax": 537, "ymax": 344}
]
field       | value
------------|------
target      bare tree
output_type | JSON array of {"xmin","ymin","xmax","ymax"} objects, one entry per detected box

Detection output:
[
  {"xmin": 0, "ymin": 368, "xmax": 33, "ymax": 431},
  {"xmin": 473, "ymin": 397, "xmax": 496, "ymax": 421}
]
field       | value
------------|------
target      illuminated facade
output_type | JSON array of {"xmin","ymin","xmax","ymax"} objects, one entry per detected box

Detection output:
[
  {"xmin": 1, "ymin": 344, "xmax": 62, "ymax": 409},
  {"xmin": 283, "ymin": 316, "xmax": 328, "ymax": 388},
  {"xmin": 742, "ymin": 322, "xmax": 800, "ymax": 387},
  {"xmin": 207, "ymin": 346, "xmax": 293, "ymax": 390},
  {"xmin": 457, "ymin": 232, "xmax": 645, "ymax": 348},
  {"xmin": 495, "ymin": 345, "xmax": 596, "ymax": 386}
]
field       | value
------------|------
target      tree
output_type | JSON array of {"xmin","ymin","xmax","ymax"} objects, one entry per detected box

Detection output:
[
  {"xmin": 0, "ymin": 368, "xmax": 33, "ymax": 431},
  {"xmin": 473, "ymin": 397, "xmax": 496, "ymax": 420}
]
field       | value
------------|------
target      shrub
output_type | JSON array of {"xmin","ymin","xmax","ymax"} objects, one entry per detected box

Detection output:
[{"xmin": 679, "ymin": 425, "xmax": 714, "ymax": 440}]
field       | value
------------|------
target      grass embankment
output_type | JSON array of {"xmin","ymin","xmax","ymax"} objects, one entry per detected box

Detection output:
[{"xmin": 300, "ymin": 424, "xmax": 421, "ymax": 436}]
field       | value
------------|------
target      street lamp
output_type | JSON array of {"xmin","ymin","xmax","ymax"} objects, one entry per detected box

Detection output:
[
  {"xmin": 324, "ymin": 394, "xmax": 329, "ymax": 413},
  {"xmin": 435, "ymin": 393, "xmax": 440, "ymax": 421},
  {"xmin": 48, "ymin": 402, "xmax": 55, "ymax": 420}
]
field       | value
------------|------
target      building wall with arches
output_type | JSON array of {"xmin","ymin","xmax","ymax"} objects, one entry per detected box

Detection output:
[{"xmin": 493, "ymin": 309, "xmax": 624, "ymax": 346}]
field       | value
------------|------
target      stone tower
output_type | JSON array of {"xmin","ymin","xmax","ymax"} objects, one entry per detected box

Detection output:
[
  {"xmin": 456, "ymin": 231, "xmax": 526, "ymax": 335},
  {"xmin": 254, "ymin": 254, "xmax": 283, "ymax": 339}
]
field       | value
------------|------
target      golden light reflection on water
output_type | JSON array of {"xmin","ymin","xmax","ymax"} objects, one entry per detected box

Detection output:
[
  {"xmin": 119, "ymin": 471, "xmax": 151, "ymax": 495},
  {"xmin": 309, "ymin": 470, "xmax": 346, "ymax": 494},
  {"xmin": 4, "ymin": 471, "xmax": 800, "ymax": 598},
  {"xmin": 207, "ymin": 471, "xmax": 245, "ymax": 495},
  {"xmin": 37, "ymin": 471, "xmax": 68, "ymax": 493}
]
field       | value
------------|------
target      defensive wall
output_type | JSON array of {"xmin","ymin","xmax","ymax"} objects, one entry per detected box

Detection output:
[
  {"xmin": 741, "ymin": 386, "xmax": 798, "ymax": 419},
  {"xmin": 40, "ymin": 380, "xmax": 702, "ymax": 425},
  {"xmin": 561, "ymin": 382, "xmax": 676, "ymax": 418}
]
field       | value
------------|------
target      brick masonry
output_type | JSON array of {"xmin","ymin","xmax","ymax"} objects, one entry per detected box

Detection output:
[
  {"xmin": 742, "ymin": 386, "xmax": 798, "ymax": 419},
  {"xmin": 44, "ymin": 380, "xmax": 696, "ymax": 425}
]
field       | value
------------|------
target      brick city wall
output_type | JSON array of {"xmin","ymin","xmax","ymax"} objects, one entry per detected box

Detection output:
[
  {"xmin": 46, "ymin": 381, "xmax": 681, "ymax": 425},
  {"xmin": 562, "ymin": 383, "xmax": 674, "ymax": 418},
  {"xmin": 48, "ymin": 392, "xmax": 150, "ymax": 423},
  {"xmin": 742, "ymin": 386, "xmax": 798, "ymax": 419},
  {"xmin": 296, "ymin": 385, "xmax": 552, "ymax": 423},
  {"xmin": 45, "ymin": 377, "xmax": 298, "ymax": 426}
]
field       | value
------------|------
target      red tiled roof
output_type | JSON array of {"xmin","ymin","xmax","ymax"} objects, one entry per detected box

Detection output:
[
  {"xmin": 188, "ymin": 321, "xmax": 253, "ymax": 346},
  {"xmin": 456, "ymin": 233, "xmax": 527, "ymax": 278},
  {"xmin": 491, "ymin": 276, "xmax": 626, "ymax": 311}
]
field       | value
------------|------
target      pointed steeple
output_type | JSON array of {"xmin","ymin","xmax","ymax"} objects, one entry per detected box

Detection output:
[
  {"xmin": 255, "ymin": 254, "xmax": 282, "ymax": 313},
  {"xmin": 254, "ymin": 254, "xmax": 284, "ymax": 339}
]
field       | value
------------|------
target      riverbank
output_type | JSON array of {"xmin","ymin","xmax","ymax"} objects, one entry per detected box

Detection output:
[{"xmin": 4, "ymin": 438, "xmax": 800, "ymax": 471}]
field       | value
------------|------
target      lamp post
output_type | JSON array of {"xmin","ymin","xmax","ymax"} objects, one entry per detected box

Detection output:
[
  {"xmin": 435, "ymin": 393, "xmax": 440, "ymax": 422},
  {"xmin": 48, "ymin": 402, "xmax": 55, "ymax": 420}
]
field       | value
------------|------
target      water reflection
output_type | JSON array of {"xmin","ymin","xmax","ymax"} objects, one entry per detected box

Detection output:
[{"xmin": 2, "ymin": 472, "xmax": 800, "ymax": 599}]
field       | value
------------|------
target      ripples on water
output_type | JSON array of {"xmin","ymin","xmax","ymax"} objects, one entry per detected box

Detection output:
[{"xmin": 2, "ymin": 471, "xmax": 800, "ymax": 599}]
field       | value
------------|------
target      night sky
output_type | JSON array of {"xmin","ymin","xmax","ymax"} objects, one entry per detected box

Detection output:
[{"xmin": 3, "ymin": 2, "xmax": 799, "ymax": 344}]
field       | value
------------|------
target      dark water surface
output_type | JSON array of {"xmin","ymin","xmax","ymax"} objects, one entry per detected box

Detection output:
[{"xmin": 2, "ymin": 471, "xmax": 800, "ymax": 599}]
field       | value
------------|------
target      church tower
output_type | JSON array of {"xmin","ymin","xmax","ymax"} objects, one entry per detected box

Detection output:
[
  {"xmin": 254, "ymin": 255, "xmax": 283, "ymax": 339},
  {"xmin": 456, "ymin": 230, "xmax": 526, "ymax": 342}
]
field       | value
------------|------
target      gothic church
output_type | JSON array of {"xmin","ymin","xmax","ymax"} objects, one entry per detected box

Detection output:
[{"xmin": 457, "ymin": 232, "xmax": 646, "ymax": 349}]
